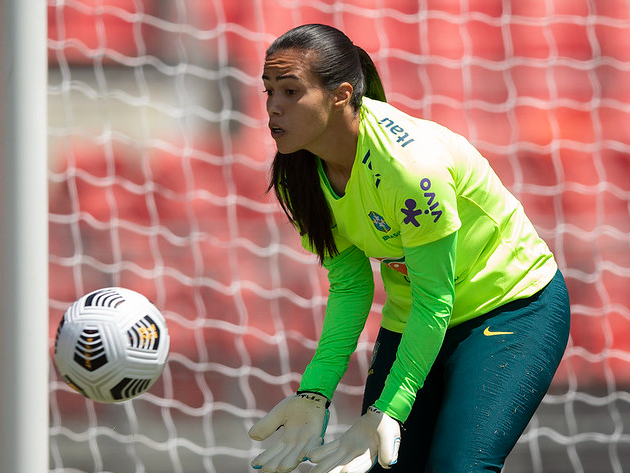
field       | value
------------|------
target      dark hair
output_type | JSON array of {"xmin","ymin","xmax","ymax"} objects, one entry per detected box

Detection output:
[{"xmin": 266, "ymin": 24, "xmax": 386, "ymax": 264}]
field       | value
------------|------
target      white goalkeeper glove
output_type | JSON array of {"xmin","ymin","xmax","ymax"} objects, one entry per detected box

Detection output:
[
  {"xmin": 307, "ymin": 406, "xmax": 401, "ymax": 473},
  {"xmin": 249, "ymin": 392, "xmax": 330, "ymax": 473}
]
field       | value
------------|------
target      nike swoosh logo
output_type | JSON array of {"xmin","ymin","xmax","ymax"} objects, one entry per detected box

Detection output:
[{"xmin": 483, "ymin": 326, "xmax": 514, "ymax": 336}]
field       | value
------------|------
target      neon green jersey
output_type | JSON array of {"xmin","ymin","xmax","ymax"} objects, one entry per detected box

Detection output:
[{"xmin": 299, "ymin": 97, "xmax": 558, "ymax": 421}]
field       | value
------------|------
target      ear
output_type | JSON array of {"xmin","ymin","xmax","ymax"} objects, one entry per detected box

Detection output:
[{"xmin": 332, "ymin": 82, "xmax": 354, "ymax": 109}]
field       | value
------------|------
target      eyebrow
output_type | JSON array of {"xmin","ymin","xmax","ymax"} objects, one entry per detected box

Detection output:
[{"xmin": 261, "ymin": 73, "xmax": 300, "ymax": 81}]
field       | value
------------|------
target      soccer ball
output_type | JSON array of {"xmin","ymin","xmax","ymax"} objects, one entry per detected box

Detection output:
[{"xmin": 54, "ymin": 287, "xmax": 170, "ymax": 403}]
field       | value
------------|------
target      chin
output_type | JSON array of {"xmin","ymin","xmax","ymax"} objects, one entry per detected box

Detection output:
[{"xmin": 276, "ymin": 143, "xmax": 301, "ymax": 155}]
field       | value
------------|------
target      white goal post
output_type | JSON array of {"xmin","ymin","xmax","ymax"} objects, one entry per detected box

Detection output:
[
  {"xmin": 46, "ymin": 1, "xmax": 630, "ymax": 473},
  {"xmin": 0, "ymin": 1, "xmax": 49, "ymax": 472}
]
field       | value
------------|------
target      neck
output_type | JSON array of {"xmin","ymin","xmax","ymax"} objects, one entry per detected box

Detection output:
[
  {"xmin": 314, "ymin": 109, "xmax": 359, "ymax": 197},
  {"xmin": 310, "ymin": 107, "xmax": 360, "ymax": 181}
]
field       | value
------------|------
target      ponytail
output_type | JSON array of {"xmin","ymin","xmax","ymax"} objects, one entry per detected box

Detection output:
[
  {"xmin": 268, "ymin": 150, "xmax": 337, "ymax": 263},
  {"xmin": 356, "ymin": 46, "xmax": 387, "ymax": 103}
]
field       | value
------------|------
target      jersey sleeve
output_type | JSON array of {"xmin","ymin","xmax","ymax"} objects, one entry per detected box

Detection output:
[
  {"xmin": 298, "ymin": 245, "xmax": 374, "ymax": 399},
  {"xmin": 373, "ymin": 231, "xmax": 457, "ymax": 422},
  {"xmin": 387, "ymin": 139, "xmax": 461, "ymax": 248}
]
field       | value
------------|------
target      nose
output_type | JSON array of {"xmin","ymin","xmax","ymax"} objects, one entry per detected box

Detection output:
[{"xmin": 266, "ymin": 95, "xmax": 281, "ymax": 116}]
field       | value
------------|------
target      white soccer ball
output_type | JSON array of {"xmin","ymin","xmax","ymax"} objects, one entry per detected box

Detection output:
[{"xmin": 54, "ymin": 287, "xmax": 170, "ymax": 403}]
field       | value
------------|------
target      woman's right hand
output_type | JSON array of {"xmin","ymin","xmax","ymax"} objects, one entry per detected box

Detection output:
[{"xmin": 249, "ymin": 392, "xmax": 330, "ymax": 473}]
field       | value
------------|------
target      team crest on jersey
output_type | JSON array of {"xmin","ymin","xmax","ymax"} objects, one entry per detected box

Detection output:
[{"xmin": 368, "ymin": 211, "xmax": 391, "ymax": 233}]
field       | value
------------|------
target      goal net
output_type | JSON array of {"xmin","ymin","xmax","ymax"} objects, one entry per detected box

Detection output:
[{"xmin": 47, "ymin": 1, "xmax": 630, "ymax": 472}]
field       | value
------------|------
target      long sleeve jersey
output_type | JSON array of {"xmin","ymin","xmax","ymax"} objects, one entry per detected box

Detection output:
[{"xmin": 298, "ymin": 97, "xmax": 558, "ymax": 422}]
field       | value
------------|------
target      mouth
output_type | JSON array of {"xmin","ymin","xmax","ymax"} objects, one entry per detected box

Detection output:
[{"xmin": 269, "ymin": 124, "xmax": 285, "ymax": 139}]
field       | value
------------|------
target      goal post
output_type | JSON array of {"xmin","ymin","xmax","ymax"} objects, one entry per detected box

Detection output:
[{"xmin": 0, "ymin": 0, "xmax": 49, "ymax": 472}]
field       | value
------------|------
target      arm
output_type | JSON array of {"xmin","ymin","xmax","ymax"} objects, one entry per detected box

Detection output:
[
  {"xmin": 249, "ymin": 245, "xmax": 373, "ymax": 472},
  {"xmin": 374, "ymin": 231, "xmax": 457, "ymax": 422},
  {"xmin": 307, "ymin": 234, "xmax": 457, "ymax": 473},
  {"xmin": 299, "ymin": 244, "xmax": 375, "ymax": 398}
]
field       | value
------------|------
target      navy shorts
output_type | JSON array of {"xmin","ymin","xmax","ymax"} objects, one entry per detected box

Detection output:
[{"xmin": 362, "ymin": 270, "xmax": 571, "ymax": 473}]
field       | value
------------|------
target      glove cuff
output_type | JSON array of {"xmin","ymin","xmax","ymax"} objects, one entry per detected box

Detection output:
[
  {"xmin": 296, "ymin": 391, "xmax": 331, "ymax": 409},
  {"xmin": 368, "ymin": 404, "xmax": 405, "ymax": 430}
]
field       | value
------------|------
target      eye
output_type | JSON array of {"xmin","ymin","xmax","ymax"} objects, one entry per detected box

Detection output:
[
  {"xmin": 262, "ymin": 88, "xmax": 273, "ymax": 96},
  {"xmin": 285, "ymin": 89, "xmax": 296, "ymax": 96}
]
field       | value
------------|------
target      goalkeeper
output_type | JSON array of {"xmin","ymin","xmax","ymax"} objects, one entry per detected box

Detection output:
[{"xmin": 249, "ymin": 23, "xmax": 571, "ymax": 473}]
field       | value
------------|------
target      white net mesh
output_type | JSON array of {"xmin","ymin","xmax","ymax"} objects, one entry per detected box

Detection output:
[{"xmin": 47, "ymin": 1, "xmax": 630, "ymax": 472}]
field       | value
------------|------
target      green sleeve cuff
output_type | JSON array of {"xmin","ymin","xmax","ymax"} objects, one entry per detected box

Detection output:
[
  {"xmin": 375, "ymin": 231, "xmax": 457, "ymax": 422},
  {"xmin": 299, "ymin": 245, "xmax": 374, "ymax": 399}
]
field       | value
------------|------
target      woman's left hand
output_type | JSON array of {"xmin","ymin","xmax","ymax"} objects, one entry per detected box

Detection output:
[{"xmin": 307, "ymin": 406, "xmax": 401, "ymax": 473}]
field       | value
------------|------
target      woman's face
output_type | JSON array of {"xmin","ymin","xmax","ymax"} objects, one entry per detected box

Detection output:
[{"xmin": 262, "ymin": 49, "xmax": 336, "ymax": 155}]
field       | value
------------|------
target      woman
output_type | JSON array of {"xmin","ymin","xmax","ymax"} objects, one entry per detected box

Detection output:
[{"xmin": 249, "ymin": 24, "xmax": 570, "ymax": 473}]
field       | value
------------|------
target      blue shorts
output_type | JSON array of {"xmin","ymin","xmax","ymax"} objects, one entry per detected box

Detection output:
[{"xmin": 363, "ymin": 270, "xmax": 571, "ymax": 473}]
